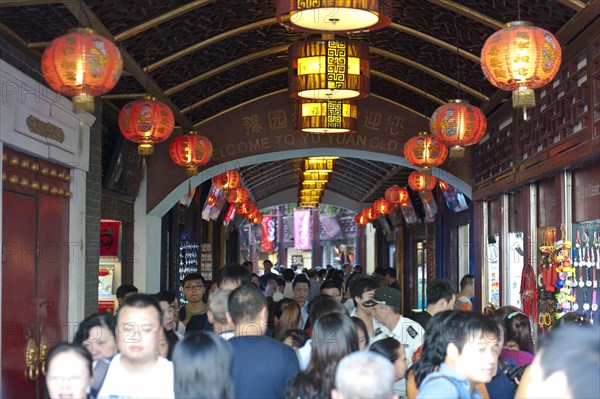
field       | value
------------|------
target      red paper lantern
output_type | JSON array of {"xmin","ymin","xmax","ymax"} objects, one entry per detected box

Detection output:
[
  {"xmin": 354, "ymin": 213, "xmax": 367, "ymax": 226},
  {"xmin": 212, "ymin": 170, "xmax": 241, "ymax": 191},
  {"xmin": 385, "ymin": 185, "xmax": 410, "ymax": 206},
  {"xmin": 364, "ymin": 207, "xmax": 377, "ymax": 221},
  {"xmin": 250, "ymin": 214, "xmax": 263, "ymax": 224},
  {"xmin": 227, "ymin": 187, "xmax": 249, "ymax": 204},
  {"xmin": 404, "ymin": 132, "xmax": 448, "ymax": 172},
  {"xmin": 481, "ymin": 21, "xmax": 561, "ymax": 117},
  {"xmin": 169, "ymin": 131, "xmax": 213, "ymax": 176},
  {"xmin": 373, "ymin": 198, "xmax": 390, "ymax": 215},
  {"xmin": 429, "ymin": 100, "xmax": 487, "ymax": 157},
  {"xmin": 408, "ymin": 170, "xmax": 437, "ymax": 192},
  {"xmin": 120, "ymin": 96, "xmax": 175, "ymax": 155},
  {"xmin": 237, "ymin": 201, "xmax": 255, "ymax": 215},
  {"xmin": 42, "ymin": 28, "xmax": 123, "ymax": 113}
]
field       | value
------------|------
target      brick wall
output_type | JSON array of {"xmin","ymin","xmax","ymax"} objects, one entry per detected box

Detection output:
[{"xmin": 0, "ymin": 35, "xmax": 103, "ymax": 318}]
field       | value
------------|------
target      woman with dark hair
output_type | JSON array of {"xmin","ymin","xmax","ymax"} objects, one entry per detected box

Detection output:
[
  {"xmin": 172, "ymin": 332, "xmax": 233, "ymax": 399},
  {"xmin": 272, "ymin": 299, "xmax": 301, "ymax": 341},
  {"xmin": 286, "ymin": 313, "xmax": 358, "ymax": 399},
  {"xmin": 351, "ymin": 316, "xmax": 369, "ymax": 350},
  {"xmin": 500, "ymin": 311, "xmax": 534, "ymax": 366},
  {"xmin": 45, "ymin": 343, "xmax": 93, "ymax": 399},
  {"xmin": 370, "ymin": 337, "xmax": 409, "ymax": 386},
  {"xmin": 413, "ymin": 310, "xmax": 501, "ymax": 399},
  {"xmin": 73, "ymin": 313, "xmax": 118, "ymax": 363}
]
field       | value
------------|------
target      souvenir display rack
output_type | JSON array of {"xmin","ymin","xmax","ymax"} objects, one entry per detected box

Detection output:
[{"xmin": 571, "ymin": 220, "xmax": 600, "ymax": 325}]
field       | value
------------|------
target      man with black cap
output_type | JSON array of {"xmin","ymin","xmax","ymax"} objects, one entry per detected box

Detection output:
[{"xmin": 365, "ymin": 287, "xmax": 424, "ymax": 399}]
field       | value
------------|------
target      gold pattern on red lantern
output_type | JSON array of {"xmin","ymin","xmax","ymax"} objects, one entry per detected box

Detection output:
[
  {"xmin": 120, "ymin": 96, "xmax": 175, "ymax": 155},
  {"xmin": 429, "ymin": 100, "xmax": 487, "ymax": 158},
  {"xmin": 236, "ymin": 201, "xmax": 254, "ymax": 216},
  {"xmin": 354, "ymin": 213, "xmax": 367, "ymax": 226},
  {"xmin": 408, "ymin": 170, "xmax": 437, "ymax": 192},
  {"xmin": 404, "ymin": 132, "xmax": 448, "ymax": 173},
  {"xmin": 169, "ymin": 131, "xmax": 213, "ymax": 176},
  {"xmin": 373, "ymin": 198, "xmax": 390, "ymax": 215},
  {"xmin": 42, "ymin": 28, "xmax": 123, "ymax": 113},
  {"xmin": 481, "ymin": 21, "xmax": 561, "ymax": 119},
  {"xmin": 365, "ymin": 207, "xmax": 377, "ymax": 221},
  {"xmin": 212, "ymin": 170, "xmax": 241, "ymax": 191},
  {"xmin": 385, "ymin": 185, "xmax": 410, "ymax": 206},
  {"xmin": 227, "ymin": 187, "xmax": 249, "ymax": 204}
]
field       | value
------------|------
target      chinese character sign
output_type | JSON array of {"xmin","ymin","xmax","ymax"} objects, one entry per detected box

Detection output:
[
  {"xmin": 294, "ymin": 209, "xmax": 312, "ymax": 250},
  {"xmin": 261, "ymin": 216, "xmax": 276, "ymax": 252}
]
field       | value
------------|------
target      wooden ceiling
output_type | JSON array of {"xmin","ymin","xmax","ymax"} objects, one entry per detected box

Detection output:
[{"xmin": 0, "ymin": 0, "xmax": 592, "ymax": 212}]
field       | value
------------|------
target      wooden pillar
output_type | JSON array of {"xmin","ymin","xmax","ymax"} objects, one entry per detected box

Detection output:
[
  {"xmin": 311, "ymin": 209, "xmax": 322, "ymax": 268},
  {"xmin": 277, "ymin": 206, "xmax": 286, "ymax": 267}
]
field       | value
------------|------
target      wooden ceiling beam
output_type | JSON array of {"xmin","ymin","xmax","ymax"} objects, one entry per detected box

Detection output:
[
  {"xmin": 164, "ymin": 44, "xmax": 288, "ymax": 96},
  {"xmin": 370, "ymin": 48, "xmax": 488, "ymax": 102},
  {"xmin": 147, "ymin": 18, "xmax": 276, "ymax": 72},
  {"xmin": 114, "ymin": 0, "xmax": 214, "ymax": 42},
  {"xmin": 557, "ymin": 0, "xmax": 586, "ymax": 12},
  {"xmin": 181, "ymin": 67, "xmax": 287, "ymax": 113},
  {"xmin": 426, "ymin": 0, "xmax": 504, "ymax": 30},
  {"xmin": 360, "ymin": 165, "xmax": 406, "ymax": 203},
  {"xmin": 372, "ymin": 71, "xmax": 446, "ymax": 105},
  {"xmin": 149, "ymin": 19, "xmax": 479, "ymax": 74},
  {"xmin": 389, "ymin": 23, "xmax": 480, "ymax": 64},
  {"xmin": 62, "ymin": 1, "xmax": 191, "ymax": 128}
]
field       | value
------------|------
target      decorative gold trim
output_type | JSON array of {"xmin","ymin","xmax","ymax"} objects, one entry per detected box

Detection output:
[{"xmin": 26, "ymin": 116, "xmax": 65, "ymax": 143}]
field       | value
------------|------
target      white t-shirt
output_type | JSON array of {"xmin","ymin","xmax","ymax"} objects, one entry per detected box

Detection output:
[
  {"xmin": 371, "ymin": 316, "xmax": 425, "ymax": 399},
  {"xmin": 97, "ymin": 354, "xmax": 175, "ymax": 399}
]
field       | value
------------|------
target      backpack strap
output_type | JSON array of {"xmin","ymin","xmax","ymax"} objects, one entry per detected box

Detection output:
[{"xmin": 89, "ymin": 358, "xmax": 110, "ymax": 398}]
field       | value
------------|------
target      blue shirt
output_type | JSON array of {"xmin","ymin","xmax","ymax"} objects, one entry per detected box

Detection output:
[
  {"xmin": 417, "ymin": 363, "xmax": 482, "ymax": 399},
  {"xmin": 229, "ymin": 335, "xmax": 300, "ymax": 399}
]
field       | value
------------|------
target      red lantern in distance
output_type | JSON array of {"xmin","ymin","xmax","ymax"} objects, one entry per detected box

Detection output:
[
  {"xmin": 169, "ymin": 131, "xmax": 213, "ymax": 176},
  {"xmin": 354, "ymin": 213, "xmax": 367, "ymax": 226},
  {"xmin": 212, "ymin": 170, "xmax": 241, "ymax": 191},
  {"xmin": 385, "ymin": 185, "xmax": 410, "ymax": 206},
  {"xmin": 227, "ymin": 187, "xmax": 249, "ymax": 204},
  {"xmin": 404, "ymin": 132, "xmax": 448, "ymax": 173},
  {"xmin": 408, "ymin": 170, "xmax": 437, "ymax": 192},
  {"xmin": 373, "ymin": 198, "xmax": 390, "ymax": 215},
  {"xmin": 119, "ymin": 96, "xmax": 175, "ymax": 156}
]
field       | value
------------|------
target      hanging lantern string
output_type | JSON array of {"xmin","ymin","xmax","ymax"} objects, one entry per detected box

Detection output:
[
  {"xmin": 455, "ymin": 21, "xmax": 461, "ymax": 100},
  {"xmin": 517, "ymin": 0, "xmax": 521, "ymax": 21}
]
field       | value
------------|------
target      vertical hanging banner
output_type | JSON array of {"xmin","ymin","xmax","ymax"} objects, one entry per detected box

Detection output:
[
  {"xmin": 261, "ymin": 216, "xmax": 276, "ymax": 252},
  {"xmin": 100, "ymin": 220, "xmax": 120, "ymax": 257},
  {"xmin": 294, "ymin": 209, "xmax": 312, "ymax": 250}
]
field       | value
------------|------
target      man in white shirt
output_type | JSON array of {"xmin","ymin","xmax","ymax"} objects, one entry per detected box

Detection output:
[
  {"xmin": 97, "ymin": 294, "xmax": 174, "ymax": 399},
  {"xmin": 365, "ymin": 287, "xmax": 425, "ymax": 399}
]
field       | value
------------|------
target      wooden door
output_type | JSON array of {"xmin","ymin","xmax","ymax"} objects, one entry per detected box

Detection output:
[{"xmin": 2, "ymin": 148, "xmax": 70, "ymax": 398}]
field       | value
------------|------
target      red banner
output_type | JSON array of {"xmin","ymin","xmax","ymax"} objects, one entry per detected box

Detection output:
[
  {"xmin": 261, "ymin": 216, "xmax": 276, "ymax": 252},
  {"xmin": 100, "ymin": 220, "xmax": 120, "ymax": 257}
]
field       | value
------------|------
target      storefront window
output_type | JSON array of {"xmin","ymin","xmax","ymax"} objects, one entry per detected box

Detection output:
[{"xmin": 487, "ymin": 234, "xmax": 500, "ymax": 308}]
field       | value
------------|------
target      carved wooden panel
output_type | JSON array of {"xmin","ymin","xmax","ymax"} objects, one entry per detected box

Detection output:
[{"xmin": 473, "ymin": 110, "xmax": 514, "ymax": 187}]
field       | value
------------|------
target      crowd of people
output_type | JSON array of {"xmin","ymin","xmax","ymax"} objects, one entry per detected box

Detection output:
[{"xmin": 45, "ymin": 262, "xmax": 600, "ymax": 399}]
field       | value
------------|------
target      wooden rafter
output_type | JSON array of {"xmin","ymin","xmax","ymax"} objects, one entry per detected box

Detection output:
[
  {"xmin": 360, "ymin": 165, "xmax": 406, "ymax": 203},
  {"xmin": 426, "ymin": 0, "xmax": 504, "ymax": 30}
]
